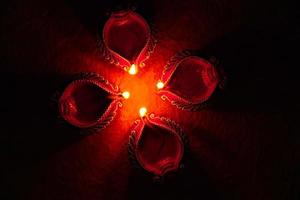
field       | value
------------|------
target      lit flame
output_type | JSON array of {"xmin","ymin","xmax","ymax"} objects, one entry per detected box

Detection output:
[
  {"xmin": 139, "ymin": 107, "xmax": 147, "ymax": 117},
  {"xmin": 128, "ymin": 64, "xmax": 138, "ymax": 75},
  {"xmin": 156, "ymin": 81, "xmax": 164, "ymax": 89},
  {"xmin": 122, "ymin": 91, "xmax": 130, "ymax": 99}
]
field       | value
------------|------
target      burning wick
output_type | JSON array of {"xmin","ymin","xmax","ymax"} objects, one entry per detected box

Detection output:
[
  {"xmin": 122, "ymin": 91, "xmax": 130, "ymax": 99},
  {"xmin": 139, "ymin": 107, "xmax": 147, "ymax": 117},
  {"xmin": 128, "ymin": 64, "xmax": 138, "ymax": 75},
  {"xmin": 156, "ymin": 81, "xmax": 164, "ymax": 89}
]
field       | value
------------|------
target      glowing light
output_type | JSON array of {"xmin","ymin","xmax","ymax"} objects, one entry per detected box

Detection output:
[
  {"xmin": 156, "ymin": 81, "xmax": 164, "ymax": 89},
  {"xmin": 122, "ymin": 91, "xmax": 130, "ymax": 99},
  {"xmin": 128, "ymin": 64, "xmax": 138, "ymax": 75},
  {"xmin": 139, "ymin": 107, "xmax": 147, "ymax": 117}
]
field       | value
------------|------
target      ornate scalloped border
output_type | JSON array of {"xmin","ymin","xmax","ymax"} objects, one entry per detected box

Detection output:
[
  {"xmin": 128, "ymin": 114, "xmax": 189, "ymax": 180},
  {"xmin": 81, "ymin": 100, "xmax": 122, "ymax": 134},
  {"xmin": 97, "ymin": 10, "xmax": 157, "ymax": 71},
  {"xmin": 158, "ymin": 51, "xmax": 226, "ymax": 111},
  {"xmin": 53, "ymin": 72, "xmax": 122, "ymax": 134}
]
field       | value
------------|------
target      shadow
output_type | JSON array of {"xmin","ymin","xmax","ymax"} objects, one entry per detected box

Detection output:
[
  {"xmin": 199, "ymin": 21, "xmax": 299, "ymax": 113},
  {"xmin": 0, "ymin": 70, "xmax": 90, "ymax": 199},
  {"xmin": 0, "ymin": 71, "xmax": 88, "ymax": 165},
  {"xmin": 126, "ymin": 152, "xmax": 221, "ymax": 200},
  {"xmin": 190, "ymin": 128, "xmax": 236, "ymax": 162},
  {"xmin": 65, "ymin": 0, "xmax": 156, "ymax": 37}
]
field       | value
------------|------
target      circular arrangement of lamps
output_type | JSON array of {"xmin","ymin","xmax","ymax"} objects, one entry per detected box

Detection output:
[{"xmin": 56, "ymin": 10, "xmax": 225, "ymax": 179}]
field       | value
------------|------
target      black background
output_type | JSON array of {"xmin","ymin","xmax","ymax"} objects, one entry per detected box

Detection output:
[{"xmin": 1, "ymin": 0, "xmax": 299, "ymax": 199}]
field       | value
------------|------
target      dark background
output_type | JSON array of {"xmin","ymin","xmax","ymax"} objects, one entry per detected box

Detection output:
[{"xmin": 1, "ymin": 0, "xmax": 299, "ymax": 199}]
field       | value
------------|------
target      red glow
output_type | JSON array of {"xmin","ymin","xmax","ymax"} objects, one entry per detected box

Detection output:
[
  {"xmin": 5, "ymin": 0, "xmax": 272, "ymax": 199},
  {"xmin": 58, "ymin": 7, "xmax": 223, "ymax": 182},
  {"xmin": 118, "ymin": 68, "xmax": 164, "ymax": 122}
]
